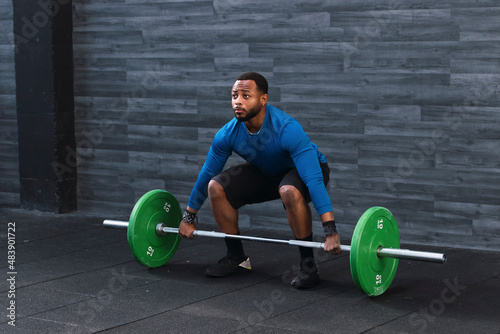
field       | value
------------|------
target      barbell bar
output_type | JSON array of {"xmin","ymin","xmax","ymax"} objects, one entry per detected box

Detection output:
[
  {"xmin": 103, "ymin": 189, "xmax": 447, "ymax": 296},
  {"xmin": 103, "ymin": 220, "xmax": 446, "ymax": 264}
]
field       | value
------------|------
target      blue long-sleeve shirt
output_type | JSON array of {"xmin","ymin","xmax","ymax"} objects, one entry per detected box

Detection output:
[{"xmin": 188, "ymin": 105, "xmax": 333, "ymax": 215}]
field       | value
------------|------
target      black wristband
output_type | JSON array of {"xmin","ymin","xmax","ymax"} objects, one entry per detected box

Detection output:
[
  {"xmin": 322, "ymin": 220, "xmax": 337, "ymax": 236},
  {"xmin": 182, "ymin": 210, "xmax": 197, "ymax": 225}
]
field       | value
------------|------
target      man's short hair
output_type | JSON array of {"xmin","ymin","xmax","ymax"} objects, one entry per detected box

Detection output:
[{"xmin": 236, "ymin": 72, "xmax": 268, "ymax": 94}]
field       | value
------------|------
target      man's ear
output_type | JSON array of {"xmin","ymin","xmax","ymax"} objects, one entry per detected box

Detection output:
[{"xmin": 261, "ymin": 93, "xmax": 268, "ymax": 106}]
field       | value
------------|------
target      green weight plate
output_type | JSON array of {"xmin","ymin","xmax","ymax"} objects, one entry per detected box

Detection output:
[
  {"xmin": 350, "ymin": 207, "xmax": 400, "ymax": 296},
  {"xmin": 127, "ymin": 189, "xmax": 182, "ymax": 268}
]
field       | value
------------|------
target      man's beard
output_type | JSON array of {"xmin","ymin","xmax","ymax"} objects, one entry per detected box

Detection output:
[{"xmin": 234, "ymin": 105, "xmax": 261, "ymax": 122}]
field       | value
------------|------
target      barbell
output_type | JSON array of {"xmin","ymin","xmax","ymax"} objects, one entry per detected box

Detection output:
[{"xmin": 103, "ymin": 189, "xmax": 446, "ymax": 296}]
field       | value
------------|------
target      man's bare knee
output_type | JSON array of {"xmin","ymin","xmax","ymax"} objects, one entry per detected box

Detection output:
[
  {"xmin": 208, "ymin": 180, "xmax": 225, "ymax": 200},
  {"xmin": 279, "ymin": 185, "xmax": 303, "ymax": 207}
]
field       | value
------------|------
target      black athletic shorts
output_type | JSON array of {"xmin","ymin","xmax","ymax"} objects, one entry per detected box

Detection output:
[{"xmin": 211, "ymin": 160, "xmax": 330, "ymax": 210}]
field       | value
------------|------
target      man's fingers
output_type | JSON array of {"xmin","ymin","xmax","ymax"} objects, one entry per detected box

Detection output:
[{"xmin": 325, "ymin": 244, "xmax": 342, "ymax": 255}]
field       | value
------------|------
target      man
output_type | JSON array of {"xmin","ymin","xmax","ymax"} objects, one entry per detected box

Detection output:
[{"xmin": 179, "ymin": 72, "xmax": 341, "ymax": 289}]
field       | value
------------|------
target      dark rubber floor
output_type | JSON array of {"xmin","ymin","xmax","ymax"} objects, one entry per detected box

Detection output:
[{"xmin": 1, "ymin": 208, "xmax": 499, "ymax": 333}]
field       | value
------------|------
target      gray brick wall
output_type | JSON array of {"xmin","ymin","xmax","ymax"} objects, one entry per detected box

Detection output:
[
  {"xmin": 2, "ymin": 0, "xmax": 499, "ymax": 250},
  {"xmin": 0, "ymin": 1, "xmax": 18, "ymax": 207}
]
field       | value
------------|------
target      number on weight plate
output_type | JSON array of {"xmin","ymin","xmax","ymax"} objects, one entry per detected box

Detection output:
[
  {"xmin": 163, "ymin": 202, "xmax": 171, "ymax": 213},
  {"xmin": 147, "ymin": 246, "xmax": 155, "ymax": 257},
  {"xmin": 377, "ymin": 219, "xmax": 383, "ymax": 229},
  {"xmin": 376, "ymin": 274, "xmax": 382, "ymax": 285}
]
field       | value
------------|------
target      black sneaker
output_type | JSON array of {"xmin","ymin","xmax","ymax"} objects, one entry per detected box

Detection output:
[
  {"xmin": 204, "ymin": 256, "xmax": 252, "ymax": 277},
  {"xmin": 291, "ymin": 259, "xmax": 319, "ymax": 289},
  {"xmin": 291, "ymin": 269, "xmax": 319, "ymax": 289}
]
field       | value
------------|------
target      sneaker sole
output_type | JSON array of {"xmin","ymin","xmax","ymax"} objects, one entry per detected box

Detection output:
[
  {"xmin": 204, "ymin": 258, "xmax": 252, "ymax": 277},
  {"xmin": 204, "ymin": 266, "xmax": 251, "ymax": 277},
  {"xmin": 291, "ymin": 274, "xmax": 320, "ymax": 289}
]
